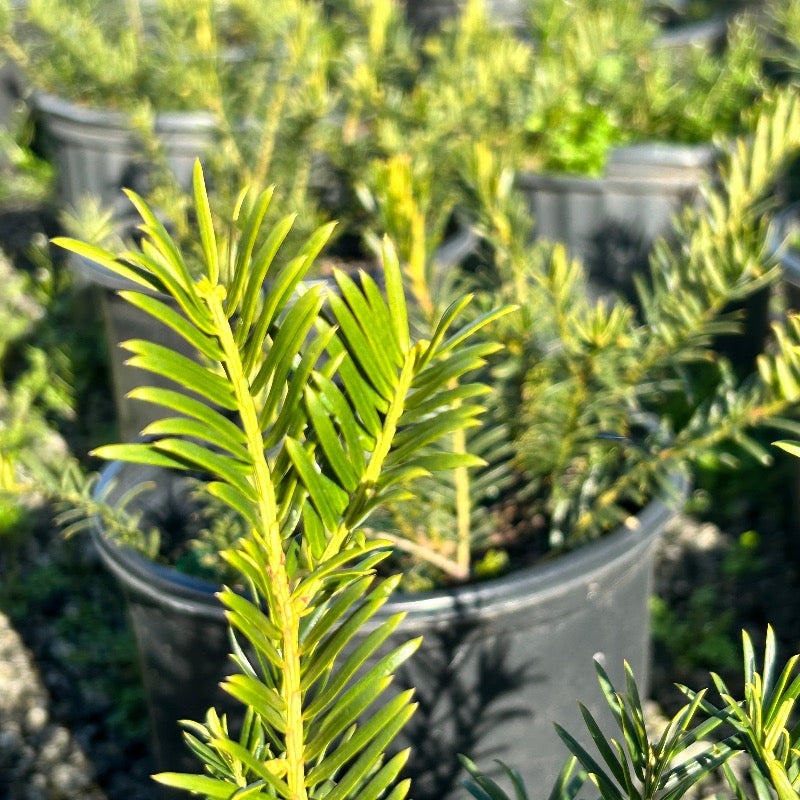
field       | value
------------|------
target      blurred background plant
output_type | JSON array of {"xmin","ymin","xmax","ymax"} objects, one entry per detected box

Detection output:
[
  {"xmin": 355, "ymin": 91, "xmax": 800, "ymax": 591},
  {"xmin": 0, "ymin": 250, "xmax": 72, "ymax": 499},
  {"xmin": 520, "ymin": 0, "xmax": 765, "ymax": 175},
  {"xmin": 0, "ymin": 112, "xmax": 53, "ymax": 207},
  {"xmin": 0, "ymin": 197, "xmax": 155, "ymax": 796},
  {"xmin": 0, "ymin": 0, "xmax": 347, "ymax": 266}
]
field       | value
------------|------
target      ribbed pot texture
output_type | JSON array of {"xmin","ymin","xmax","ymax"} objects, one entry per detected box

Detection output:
[
  {"xmin": 516, "ymin": 142, "xmax": 717, "ymax": 303},
  {"xmin": 33, "ymin": 92, "xmax": 216, "ymax": 210}
]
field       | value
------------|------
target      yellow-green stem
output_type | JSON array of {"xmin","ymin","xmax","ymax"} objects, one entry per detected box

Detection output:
[
  {"xmin": 251, "ymin": 19, "xmax": 310, "ymax": 192},
  {"xmin": 378, "ymin": 530, "xmax": 468, "ymax": 582},
  {"xmin": 0, "ymin": 455, "xmax": 15, "ymax": 491},
  {"xmin": 452, "ymin": 422, "xmax": 472, "ymax": 578},
  {"xmin": 321, "ymin": 350, "xmax": 418, "ymax": 563},
  {"xmin": 204, "ymin": 284, "xmax": 307, "ymax": 800},
  {"xmin": 361, "ymin": 353, "xmax": 416, "ymax": 489},
  {"xmin": 124, "ymin": 0, "xmax": 144, "ymax": 40}
]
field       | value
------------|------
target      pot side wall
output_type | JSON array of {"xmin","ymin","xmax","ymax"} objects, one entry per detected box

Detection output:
[{"xmin": 33, "ymin": 92, "xmax": 216, "ymax": 210}]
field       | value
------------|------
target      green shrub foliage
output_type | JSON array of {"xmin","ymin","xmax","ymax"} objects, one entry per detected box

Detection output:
[{"xmin": 54, "ymin": 161, "xmax": 508, "ymax": 799}]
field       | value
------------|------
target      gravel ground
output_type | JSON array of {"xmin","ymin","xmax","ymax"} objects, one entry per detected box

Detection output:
[
  {"xmin": 0, "ymin": 612, "xmax": 105, "ymax": 800},
  {"xmin": 0, "ymin": 521, "xmax": 155, "ymax": 800}
]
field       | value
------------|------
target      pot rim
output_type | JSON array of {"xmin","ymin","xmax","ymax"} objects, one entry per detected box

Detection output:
[
  {"xmin": 606, "ymin": 141, "xmax": 718, "ymax": 171},
  {"xmin": 517, "ymin": 143, "xmax": 716, "ymax": 194},
  {"xmin": 32, "ymin": 90, "xmax": 218, "ymax": 130},
  {"xmin": 517, "ymin": 171, "xmax": 707, "ymax": 195},
  {"xmin": 92, "ymin": 459, "xmax": 687, "ymax": 623},
  {"xmin": 769, "ymin": 203, "xmax": 800, "ymax": 287}
]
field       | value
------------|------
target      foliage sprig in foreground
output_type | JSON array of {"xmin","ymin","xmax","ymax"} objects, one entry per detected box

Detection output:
[{"xmin": 54, "ymin": 160, "xmax": 508, "ymax": 800}]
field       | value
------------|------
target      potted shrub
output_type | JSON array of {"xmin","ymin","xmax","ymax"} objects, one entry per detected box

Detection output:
[
  {"xmin": 48, "ymin": 159, "xmax": 675, "ymax": 798},
  {"xmin": 340, "ymin": 91, "xmax": 800, "ymax": 794},
  {"xmin": 0, "ymin": 0, "xmax": 222, "ymax": 209},
  {"xmin": 0, "ymin": 0, "xmax": 351, "ymax": 439},
  {"xmin": 0, "ymin": 0, "xmax": 341, "ymax": 259},
  {"xmin": 52, "ymin": 159, "xmax": 509, "ymax": 779},
  {"xmin": 491, "ymin": 0, "xmax": 772, "ymax": 372},
  {"xmin": 342, "ymin": 0, "xmax": 764, "ymax": 311},
  {"xmin": 50, "ymin": 88, "xmax": 800, "ymax": 796},
  {"xmin": 0, "ymin": 0, "xmax": 335, "ymax": 214},
  {"xmin": 319, "ymin": 0, "xmax": 763, "ymax": 293},
  {"xmin": 120, "ymin": 495, "xmax": 800, "ymax": 800},
  {"xmin": 508, "ymin": 0, "xmax": 766, "ymax": 290}
]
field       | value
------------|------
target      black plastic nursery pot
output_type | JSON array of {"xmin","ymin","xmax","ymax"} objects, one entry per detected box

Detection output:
[
  {"xmin": 72, "ymin": 254, "xmax": 200, "ymax": 443},
  {"xmin": 402, "ymin": 0, "xmax": 525, "ymax": 33},
  {"xmin": 516, "ymin": 142, "xmax": 717, "ymax": 302},
  {"xmin": 92, "ymin": 462, "xmax": 235, "ymax": 779},
  {"xmin": 33, "ymin": 92, "xmax": 217, "ymax": 210},
  {"xmin": 93, "ymin": 460, "xmax": 685, "ymax": 797},
  {"xmin": 771, "ymin": 204, "xmax": 800, "ymax": 312}
]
